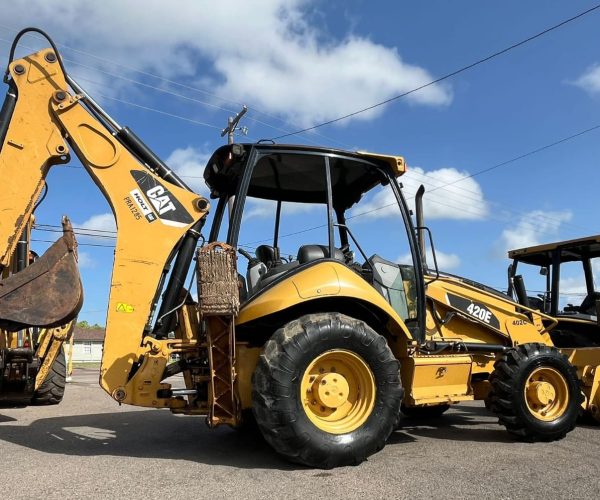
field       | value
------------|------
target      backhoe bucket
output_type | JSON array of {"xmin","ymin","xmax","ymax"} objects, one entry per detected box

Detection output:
[{"xmin": 0, "ymin": 218, "xmax": 83, "ymax": 331}]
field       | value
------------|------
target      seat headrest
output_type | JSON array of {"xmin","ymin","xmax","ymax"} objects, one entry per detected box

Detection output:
[
  {"xmin": 255, "ymin": 245, "xmax": 276, "ymax": 266},
  {"xmin": 297, "ymin": 245, "xmax": 344, "ymax": 264}
]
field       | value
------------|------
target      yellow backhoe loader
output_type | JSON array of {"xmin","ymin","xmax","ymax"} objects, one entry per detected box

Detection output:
[
  {"xmin": 1, "ymin": 28, "xmax": 600, "ymax": 468},
  {"xmin": 0, "ymin": 210, "xmax": 78, "ymax": 405},
  {"xmin": 506, "ymin": 235, "xmax": 600, "ymax": 421}
]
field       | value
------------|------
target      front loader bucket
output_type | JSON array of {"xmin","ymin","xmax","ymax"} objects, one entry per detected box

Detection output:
[{"xmin": 0, "ymin": 218, "xmax": 83, "ymax": 331}]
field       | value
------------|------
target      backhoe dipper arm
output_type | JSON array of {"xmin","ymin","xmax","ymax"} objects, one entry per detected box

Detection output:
[{"xmin": 0, "ymin": 44, "xmax": 210, "ymax": 407}]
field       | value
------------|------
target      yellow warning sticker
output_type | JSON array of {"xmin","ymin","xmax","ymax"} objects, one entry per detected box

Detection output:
[{"xmin": 116, "ymin": 302, "xmax": 135, "ymax": 313}]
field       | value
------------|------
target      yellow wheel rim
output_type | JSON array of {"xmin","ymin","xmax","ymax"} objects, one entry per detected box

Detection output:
[
  {"xmin": 300, "ymin": 349, "xmax": 376, "ymax": 434},
  {"xmin": 524, "ymin": 367, "xmax": 569, "ymax": 422}
]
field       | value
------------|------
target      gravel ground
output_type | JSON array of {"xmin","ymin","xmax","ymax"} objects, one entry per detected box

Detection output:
[{"xmin": 1, "ymin": 368, "xmax": 599, "ymax": 499}]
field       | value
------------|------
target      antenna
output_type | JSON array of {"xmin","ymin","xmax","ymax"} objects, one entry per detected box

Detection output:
[{"xmin": 221, "ymin": 105, "xmax": 248, "ymax": 145}]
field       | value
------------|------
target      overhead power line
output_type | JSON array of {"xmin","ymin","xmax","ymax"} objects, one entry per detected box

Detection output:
[
  {"xmin": 239, "ymin": 121, "xmax": 600, "ymax": 246},
  {"xmin": 35, "ymin": 223, "xmax": 116, "ymax": 235},
  {"xmin": 31, "ymin": 238, "xmax": 115, "ymax": 248},
  {"xmin": 37, "ymin": 119, "xmax": 600, "ymax": 245},
  {"xmin": 1, "ymin": 12, "xmax": 597, "ymax": 242},
  {"xmin": 0, "ymin": 25, "xmax": 353, "ymax": 150},
  {"xmin": 358, "ymin": 122, "xmax": 600, "ymax": 220},
  {"xmin": 271, "ymin": 4, "xmax": 600, "ymax": 140},
  {"xmin": 427, "ymin": 123, "xmax": 600, "ymax": 193}
]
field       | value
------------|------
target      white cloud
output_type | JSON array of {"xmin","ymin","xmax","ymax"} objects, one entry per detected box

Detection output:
[
  {"xmin": 397, "ymin": 249, "xmax": 460, "ymax": 271},
  {"xmin": 75, "ymin": 213, "xmax": 116, "ymax": 243},
  {"xmin": 5, "ymin": 1, "xmax": 452, "ymax": 127},
  {"xmin": 350, "ymin": 166, "xmax": 488, "ymax": 221},
  {"xmin": 166, "ymin": 146, "xmax": 211, "ymax": 195},
  {"xmin": 77, "ymin": 251, "xmax": 96, "ymax": 269},
  {"xmin": 428, "ymin": 250, "xmax": 461, "ymax": 271},
  {"xmin": 571, "ymin": 64, "xmax": 600, "ymax": 95},
  {"xmin": 498, "ymin": 209, "xmax": 572, "ymax": 254},
  {"xmin": 558, "ymin": 258, "xmax": 600, "ymax": 306},
  {"xmin": 559, "ymin": 276, "xmax": 586, "ymax": 298},
  {"xmin": 77, "ymin": 213, "xmax": 116, "ymax": 233},
  {"xmin": 244, "ymin": 198, "xmax": 318, "ymax": 220}
]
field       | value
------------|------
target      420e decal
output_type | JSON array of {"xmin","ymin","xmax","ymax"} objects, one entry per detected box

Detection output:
[{"xmin": 446, "ymin": 293, "xmax": 500, "ymax": 329}]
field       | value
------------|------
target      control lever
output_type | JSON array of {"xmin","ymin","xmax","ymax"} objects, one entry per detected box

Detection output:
[{"xmin": 238, "ymin": 248, "xmax": 253, "ymax": 261}]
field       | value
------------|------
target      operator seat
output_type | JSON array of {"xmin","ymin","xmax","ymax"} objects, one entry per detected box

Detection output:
[
  {"xmin": 253, "ymin": 244, "xmax": 344, "ymax": 291},
  {"xmin": 255, "ymin": 245, "xmax": 277, "ymax": 268},
  {"xmin": 297, "ymin": 244, "xmax": 344, "ymax": 264}
]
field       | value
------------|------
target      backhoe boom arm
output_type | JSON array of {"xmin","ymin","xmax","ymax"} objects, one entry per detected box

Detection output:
[{"xmin": 0, "ymin": 45, "xmax": 209, "ymax": 406}]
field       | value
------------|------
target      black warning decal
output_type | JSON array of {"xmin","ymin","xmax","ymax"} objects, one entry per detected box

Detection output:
[
  {"xmin": 447, "ymin": 293, "xmax": 500, "ymax": 329},
  {"xmin": 130, "ymin": 170, "xmax": 193, "ymax": 228}
]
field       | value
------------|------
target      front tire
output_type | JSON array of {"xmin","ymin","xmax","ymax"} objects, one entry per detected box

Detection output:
[
  {"xmin": 252, "ymin": 313, "xmax": 402, "ymax": 468},
  {"xmin": 487, "ymin": 343, "xmax": 582, "ymax": 441},
  {"xmin": 32, "ymin": 350, "xmax": 66, "ymax": 405}
]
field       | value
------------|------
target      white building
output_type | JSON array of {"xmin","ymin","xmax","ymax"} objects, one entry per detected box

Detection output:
[{"xmin": 71, "ymin": 326, "xmax": 104, "ymax": 363}]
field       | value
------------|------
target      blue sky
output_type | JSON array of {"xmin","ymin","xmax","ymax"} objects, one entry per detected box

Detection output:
[{"xmin": 1, "ymin": 1, "xmax": 599, "ymax": 324}]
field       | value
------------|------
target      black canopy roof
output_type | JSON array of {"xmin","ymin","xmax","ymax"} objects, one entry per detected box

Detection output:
[
  {"xmin": 203, "ymin": 144, "xmax": 405, "ymax": 211},
  {"xmin": 508, "ymin": 235, "xmax": 600, "ymax": 266}
]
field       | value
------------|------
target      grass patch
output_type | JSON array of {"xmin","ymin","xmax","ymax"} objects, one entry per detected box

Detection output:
[{"xmin": 72, "ymin": 362, "xmax": 101, "ymax": 370}]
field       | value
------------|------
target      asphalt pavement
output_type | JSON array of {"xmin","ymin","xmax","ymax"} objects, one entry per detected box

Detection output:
[{"xmin": 1, "ymin": 368, "xmax": 599, "ymax": 499}]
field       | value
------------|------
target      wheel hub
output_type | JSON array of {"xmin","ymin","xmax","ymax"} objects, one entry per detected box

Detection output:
[
  {"xmin": 313, "ymin": 372, "xmax": 350, "ymax": 409},
  {"xmin": 527, "ymin": 381, "xmax": 556, "ymax": 406},
  {"xmin": 524, "ymin": 366, "xmax": 569, "ymax": 422},
  {"xmin": 300, "ymin": 349, "xmax": 376, "ymax": 434}
]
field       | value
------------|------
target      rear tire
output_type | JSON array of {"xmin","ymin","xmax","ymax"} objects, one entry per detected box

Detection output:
[
  {"xmin": 487, "ymin": 343, "xmax": 582, "ymax": 441},
  {"xmin": 31, "ymin": 350, "xmax": 66, "ymax": 405},
  {"xmin": 252, "ymin": 313, "xmax": 402, "ymax": 468}
]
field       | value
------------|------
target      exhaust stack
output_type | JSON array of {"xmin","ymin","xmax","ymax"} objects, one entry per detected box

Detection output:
[{"xmin": 415, "ymin": 185, "xmax": 427, "ymax": 270}]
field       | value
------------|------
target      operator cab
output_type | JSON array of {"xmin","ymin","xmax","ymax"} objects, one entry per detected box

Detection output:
[
  {"xmin": 204, "ymin": 143, "xmax": 426, "ymax": 337},
  {"xmin": 508, "ymin": 235, "xmax": 600, "ymax": 347}
]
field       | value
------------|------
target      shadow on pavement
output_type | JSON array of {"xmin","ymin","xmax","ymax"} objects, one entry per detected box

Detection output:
[
  {"xmin": 576, "ymin": 413, "xmax": 600, "ymax": 429},
  {"xmin": 0, "ymin": 402, "xmax": 514, "ymax": 467},
  {"xmin": 0, "ymin": 403, "xmax": 26, "ymax": 410},
  {"xmin": 396, "ymin": 404, "xmax": 514, "ymax": 444},
  {"xmin": 0, "ymin": 409, "xmax": 298, "ymax": 470}
]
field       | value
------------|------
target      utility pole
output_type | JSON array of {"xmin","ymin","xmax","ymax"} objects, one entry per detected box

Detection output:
[
  {"xmin": 221, "ymin": 105, "xmax": 248, "ymax": 145},
  {"xmin": 221, "ymin": 106, "xmax": 248, "ymax": 215}
]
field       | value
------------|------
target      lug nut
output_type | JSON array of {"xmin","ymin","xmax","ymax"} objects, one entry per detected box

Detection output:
[
  {"xmin": 13, "ymin": 64, "xmax": 25, "ymax": 75},
  {"xmin": 45, "ymin": 52, "xmax": 57, "ymax": 63}
]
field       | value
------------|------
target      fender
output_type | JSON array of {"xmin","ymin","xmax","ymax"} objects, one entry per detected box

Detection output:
[{"xmin": 237, "ymin": 261, "xmax": 414, "ymax": 340}]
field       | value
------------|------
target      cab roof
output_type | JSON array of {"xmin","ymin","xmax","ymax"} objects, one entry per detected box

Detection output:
[
  {"xmin": 508, "ymin": 235, "xmax": 600, "ymax": 266},
  {"xmin": 203, "ymin": 143, "xmax": 406, "ymax": 209}
]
